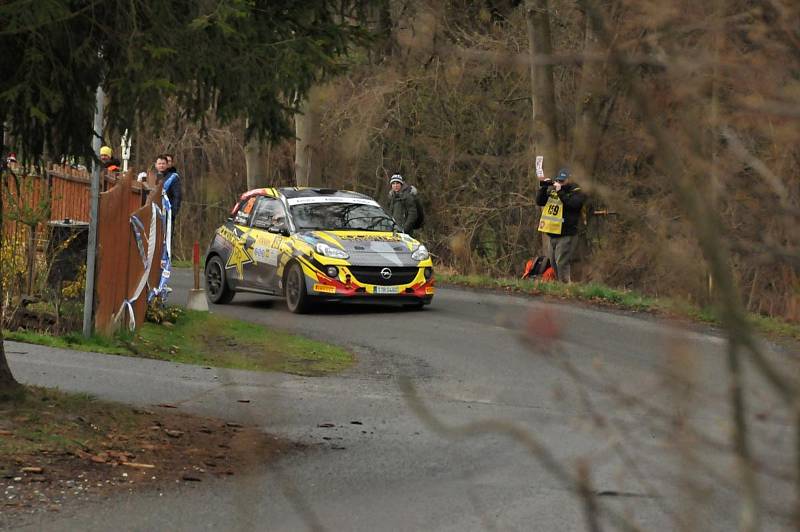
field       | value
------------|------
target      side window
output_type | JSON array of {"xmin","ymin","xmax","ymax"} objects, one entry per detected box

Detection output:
[
  {"xmin": 251, "ymin": 197, "xmax": 286, "ymax": 228},
  {"xmin": 233, "ymin": 197, "xmax": 257, "ymax": 226}
]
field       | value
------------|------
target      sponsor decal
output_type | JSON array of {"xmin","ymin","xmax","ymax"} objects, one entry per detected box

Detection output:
[
  {"xmin": 225, "ymin": 244, "xmax": 254, "ymax": 279},
  {"xmin": 287, "ymin": 196, "xmax": 379, "ymax": 207},
  {"xmin": 218, "ymin": 225, "xmax": 243, "ymax": 243},
  {"xmin": 335, "ymin": 233, "xmax": 402, "ymax": 242},
  {"xmin": 253, "ymin": 246, "xmax": 268, "ymax": 263},
  {"xmin": 313, "ymin": 283, "xmax": 336, "ymax": 294},
  {"xmin": 265, "ymin": 248, "xmax": 279, "ymax": 266}
]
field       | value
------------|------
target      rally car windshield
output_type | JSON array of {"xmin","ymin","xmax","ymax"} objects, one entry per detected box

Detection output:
[{"xmin": 290, "ymin": 202, "xmax": 398, "ymax": 232}]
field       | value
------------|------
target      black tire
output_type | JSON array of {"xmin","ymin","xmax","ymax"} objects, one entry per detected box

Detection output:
[
  {"xmin": 284, "ymin": 262, "xmax": 312, "ymax": 313},
  {"xmin": 205, "ymin": 255, "xmax": 235, "ymax": 304}
]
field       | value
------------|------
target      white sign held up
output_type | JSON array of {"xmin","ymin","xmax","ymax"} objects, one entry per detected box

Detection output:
[{"xmin": 535, "ymin": 156, "xmax": 544, "ymax": 178}]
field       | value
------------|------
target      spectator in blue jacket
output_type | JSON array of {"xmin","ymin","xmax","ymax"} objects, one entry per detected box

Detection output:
[{"xmin": 155, "ymin": 154, "xmax": 182, "ymax": 218}]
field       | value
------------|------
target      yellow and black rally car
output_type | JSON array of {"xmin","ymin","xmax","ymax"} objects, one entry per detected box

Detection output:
[{"xmin": 204, "ymin": 187, "xmax": 435, "ymax": 313}]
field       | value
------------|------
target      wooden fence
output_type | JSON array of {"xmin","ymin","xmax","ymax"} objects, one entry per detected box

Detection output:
[
  {"xmin": 95, "ymin": 176, "xmax": 163, "ymax": 334},
  {"xmin": 2, "ymin": 163, "xmax": 150, "ymax": 229},
  {"xmin": 2, "ymin": 164, "xmax": 161, "ymax": 334}
]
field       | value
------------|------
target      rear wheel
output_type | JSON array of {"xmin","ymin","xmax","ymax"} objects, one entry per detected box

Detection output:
[
  {"xmin": 285, "ymin": 262, "xmax": 312, "ymax": 313},
  {"xmin": 205, "ymin": 256, "xmax": 235, "ymax": 304}
]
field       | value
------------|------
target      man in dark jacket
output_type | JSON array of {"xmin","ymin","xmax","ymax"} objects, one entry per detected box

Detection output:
[
  {"xmin": 536, "ymin": 167, "xmax": 586, "ymax": 282},
  {"xmin": 387, "ymin": 174, "xmax": 419, "ymax": 235},
  {"xmin": 156, "ymin": 154, "xmax": 182, "ymax": 219}
]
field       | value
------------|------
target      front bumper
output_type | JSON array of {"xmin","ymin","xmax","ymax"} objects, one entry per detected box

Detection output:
[
  {"xmin": 302, "ymin": 263, "xmax": 435, "ymax": 301},
  {"xmin": 309, "ymin": 294, "xmax": 434, "ymax": 306}
]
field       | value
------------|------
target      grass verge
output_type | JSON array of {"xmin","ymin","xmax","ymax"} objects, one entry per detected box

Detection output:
[
  {"xmin": 5, "ymin": 309, "xmax": 354, "ymax": 376},
  {"xmin": 438, "ymin": 273, "xmax": 800, "ymax": 341},
  {"xmin": 0, "ymin": 386, "xmax": 288, "ymax": 526},
  {"xmin": 0, "ymin": 387, "xmax": 146, "ymax": 458}
]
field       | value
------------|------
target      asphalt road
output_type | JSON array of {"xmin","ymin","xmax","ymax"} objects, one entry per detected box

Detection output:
[{"xmin": 6, "ymin": 269, "xmax": 797, "ymax": 531}]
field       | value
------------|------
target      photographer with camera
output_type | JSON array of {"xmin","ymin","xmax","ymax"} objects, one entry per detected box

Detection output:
[{"xmin": 535, "ymin": 167, "xmax": 586, "ymax": 283}]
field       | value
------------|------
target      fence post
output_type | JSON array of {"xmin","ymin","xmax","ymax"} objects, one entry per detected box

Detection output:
[
  {"xmin": 25, "ymin": 223, "xmax": 35, "ymax": 295},
  {"xmin": 193, "ymin": 241, "xmax": 200, "ymax": 290},
  {"xmin": 82, "ymin": 85, "xmax": 105, "ymax": 338}
]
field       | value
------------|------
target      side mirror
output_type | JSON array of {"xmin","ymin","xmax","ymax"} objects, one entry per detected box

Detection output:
[{"xmin": 268, "ymin": 223, "xmax": 289, "ymax": 237}]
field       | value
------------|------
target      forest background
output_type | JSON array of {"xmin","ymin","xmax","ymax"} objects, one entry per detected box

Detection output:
[
  {"xmin": 135, "ymin": 0, "xmax": 798, "ymax": 323},
  {"xmin": 6, "ymin": 0, "xmax": 800, "ymax": 323}
]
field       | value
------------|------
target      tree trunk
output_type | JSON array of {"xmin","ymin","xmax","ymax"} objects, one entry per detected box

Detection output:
[
  {"xmin": 0, "ymin": 122, "xmax": 21, "ymax": 394},
  {"xmin": 525, "ymin": 0, "xmax": 559, "ymax": 175},
  {"xmin": 375, "ymin": 0, "xmax": 396, "ymax": 61},
  {"xmin": 572, "ymin": 7, "xmax": 603, "ymax": 181},
  {"xmin": 244, "ymin": 118, "xmax": 267, "ymax": 190},
  {"xmin": 294, "ymin": 88, "xmax": 322, "ymax": 187}
]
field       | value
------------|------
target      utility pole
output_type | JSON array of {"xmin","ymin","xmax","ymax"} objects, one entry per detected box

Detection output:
[{"xmin": 82, "ymin": 85, "xmax": 105, "ymax": 337}]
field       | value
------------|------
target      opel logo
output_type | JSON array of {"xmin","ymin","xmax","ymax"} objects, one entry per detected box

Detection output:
[{"xmin": 380, "ymin": 267, "xmax": 392, "ymax": 280}]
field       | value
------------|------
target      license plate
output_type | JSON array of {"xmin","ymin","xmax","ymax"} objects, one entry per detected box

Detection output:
[{"xmin": 373, "ymin": 286, "xmax": 399, "ymax": 294}]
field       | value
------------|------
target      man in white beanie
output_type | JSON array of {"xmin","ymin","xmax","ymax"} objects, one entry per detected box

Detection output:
[{"xmin": 387, "ymin": 173, "xmax": 420, "ymax": 236}]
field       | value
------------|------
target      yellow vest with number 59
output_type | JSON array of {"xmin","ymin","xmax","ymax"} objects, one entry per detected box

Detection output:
[{"xmin": 538, "ymin": 189, "xmax": 563, "ymax": 235}]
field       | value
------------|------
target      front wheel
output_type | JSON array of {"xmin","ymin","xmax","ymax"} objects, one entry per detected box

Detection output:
[
  {"xmin": 205, "ymin": 256, "xmax": 235, "ymax": 304},
  {"xmin": 284, "ymin": 262, "xmax": 312, "ymax": 314}
]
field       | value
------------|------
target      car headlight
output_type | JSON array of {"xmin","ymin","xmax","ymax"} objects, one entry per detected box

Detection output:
[
  {"xmin": 411, "ymin": 244, "xmax": 429, "ymax": 261},
  {"xmin": 315, "ymin": 242, "xmax": 349, "ymax": 260}
]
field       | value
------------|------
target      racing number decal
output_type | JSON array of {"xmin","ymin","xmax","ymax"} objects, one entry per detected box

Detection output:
[{"xmin": 538, "ymin": 191, "xmax": 564, "ymax": 235}]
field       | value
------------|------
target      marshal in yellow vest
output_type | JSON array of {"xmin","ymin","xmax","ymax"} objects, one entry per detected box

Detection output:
[{"xmin": 537, "ymin": 190, "xmax": 563, "ymax": 235}]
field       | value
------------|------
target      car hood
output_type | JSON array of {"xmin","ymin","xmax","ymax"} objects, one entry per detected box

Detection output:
[{"xmin": 297, "ymin": 230, "xmax": 421, "ymax": 266}]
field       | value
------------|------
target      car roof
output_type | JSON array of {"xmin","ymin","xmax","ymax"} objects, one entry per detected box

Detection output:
[
  {"xmin": 278, "ymin": 187, "xmax": 374, "ymax": 201},
  {"xmin": 232, "ymin": 187, "xmax": 377, "ymax": 218},
  {"xmin": 238, "ymin": 187, "xmax": 373, "ymax": 202}
]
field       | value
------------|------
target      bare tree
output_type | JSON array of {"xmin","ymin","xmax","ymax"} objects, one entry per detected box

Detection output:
[
  {"xmin": 294, "ymin": 90, "xmax": 323, "ymax": 187},
  {"xmin": 244, "ymin": 118, "xmax": 268, "ymax": 190},
  {"xmin": 525, "ymin": 0, "xmax": 559, "ymax": 171}
]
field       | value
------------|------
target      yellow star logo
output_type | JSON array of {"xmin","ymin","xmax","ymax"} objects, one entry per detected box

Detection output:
[{"xmin": 226, "ymin": 243, "xmax": 254, "ymax": 280}]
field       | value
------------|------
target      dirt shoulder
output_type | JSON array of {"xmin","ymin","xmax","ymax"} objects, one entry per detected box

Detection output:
[{"xmin": 0, "ymin": 387, "xmax": 296, "ymax": 529}]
